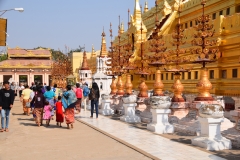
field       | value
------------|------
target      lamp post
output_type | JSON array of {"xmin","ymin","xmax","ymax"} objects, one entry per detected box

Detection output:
[{"xmin": 0, "ymin": 8, "xmax": 24, "ymax": 17}]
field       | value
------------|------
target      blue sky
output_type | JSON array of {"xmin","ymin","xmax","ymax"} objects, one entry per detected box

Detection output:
[{"xmin": 0, "ymin": 0, "xmax": 155, "ymax": 53}]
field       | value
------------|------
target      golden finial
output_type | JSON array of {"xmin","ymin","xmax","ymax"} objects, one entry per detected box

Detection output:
[
  {"xmin": 144, "ymin": 1, "xmax": 148, "ymax": 13},
  {"xmin": 100, "ymin": 27, "xmax": 107, "ymax": 57}
]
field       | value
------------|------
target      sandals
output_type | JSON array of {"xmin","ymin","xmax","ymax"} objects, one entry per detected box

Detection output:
[
  {"xmin": 0, "ymin": 128, "xmax": 4, "ymax": 132},
  {"xmin": 5, "ymin": 128, "xmax": 9, "ymax": 132},
  {"xmin": 71, "ymin": 124, "xmax": 73, "ymax": 129}
]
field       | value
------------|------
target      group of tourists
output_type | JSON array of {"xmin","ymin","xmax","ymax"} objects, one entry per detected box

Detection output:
[{"xmin": 0, "ymin": 81, "xmax": 100, "ymax": 132}]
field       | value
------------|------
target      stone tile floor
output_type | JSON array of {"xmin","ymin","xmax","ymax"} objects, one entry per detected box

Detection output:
[{"xmin": 75, "ymin": 111, "xmax": 227, "ymax": 160}]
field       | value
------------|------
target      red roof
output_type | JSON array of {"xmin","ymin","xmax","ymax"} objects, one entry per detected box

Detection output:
[{"xmin": 8, "ymin": 48, "xmax": 51, "ymax": 57}]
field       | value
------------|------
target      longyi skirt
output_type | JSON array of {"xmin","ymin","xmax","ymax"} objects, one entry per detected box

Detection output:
[{"xmin": 65, "ymin": 108, "xmax": 75, "ymax": 124}]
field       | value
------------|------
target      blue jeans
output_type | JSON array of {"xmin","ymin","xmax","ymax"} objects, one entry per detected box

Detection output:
[
  {"xmin": 91, "ymin": 99, "xmax": 99, "ymax": 118},
  {"xmin": 1, "ymin": 109, "xmax": 10, "ymax": 129}
]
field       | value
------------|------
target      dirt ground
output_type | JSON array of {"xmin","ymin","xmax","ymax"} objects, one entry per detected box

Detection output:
[{"xmin": 0, "ymin": 99, "xmax": 151, "ymax": 160}]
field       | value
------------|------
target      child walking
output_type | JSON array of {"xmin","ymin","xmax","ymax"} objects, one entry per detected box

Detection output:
[
  {"xmin": 43, "ymin": 101, "xmax": 52, "ymax": 126},
  {"xmin": 55, "ymin": 96, "xmax": 64, "ymax": 127}
]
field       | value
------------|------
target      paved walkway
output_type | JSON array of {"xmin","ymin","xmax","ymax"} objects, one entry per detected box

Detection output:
[
  {"xmin": 0, "ymin": 99, "xmax": 151, "ymax": 160},
  {"xmin": 76, "ymin": 111, "xmax": 226, "ymax": 160}
]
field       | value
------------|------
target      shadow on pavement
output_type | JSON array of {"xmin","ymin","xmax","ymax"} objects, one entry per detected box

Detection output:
[
  {"xmin": 20, "ymin": 122, "xmax": 69, "ymax": 130},
  {"xmin": 20, "ymin": 122, "xmax": 37, "ymax": 127},
  {"xmin": 12, "ymin": 113, "xmax": 25, "ymax": 116},
  {"xmin": 17, "ymin": 118, "xmax": 34, "ymax": 121}
]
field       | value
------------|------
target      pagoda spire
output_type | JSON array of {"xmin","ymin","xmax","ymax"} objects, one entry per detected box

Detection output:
[
  {"xmin": 100, "ymin": 27, "xmax": 107, "ymax": 57},
  {"xmin": 120, "ymin": 22, "xmax": 124, "ymax": 34},
  {"xmin": 133, "ymin": 0, "xmax": 142, "ymax": 23},
  {"xmin": 91, "ymin": 44, "xmax": 96, "ymax": 57},
  {"xmin": 81, "ymin": 50, "xmax": 90, "ymax": 70},
  {"xmin": 144, "ymin": 1, "xmax": 148, "ymax": 13}
]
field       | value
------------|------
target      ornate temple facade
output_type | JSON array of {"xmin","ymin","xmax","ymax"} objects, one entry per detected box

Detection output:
[
  {"xmin": 109, "ymin": 0, "xmax": 240, "ymax": 96},
  {"xmin": 0, "ymin": 47, "xmax": 52, "ymax": 85}
]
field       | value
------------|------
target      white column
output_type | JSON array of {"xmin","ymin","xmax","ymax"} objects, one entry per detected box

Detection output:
[
  {"xmin": 46, "ymin": 74, "xmax": 49, "ymax": 85},
  {"xmin": 147, "ymin": 109, "xmax": 174, "ymax": 134},
  {"xmin": 191, "ymin": 117, "xmax": 232, "ymax": 150},
  {"xmin": 14, "ymin": 72, "xmax": 16, "ymax": 81},
  {"xmin": 28, "ymin": 74, "xmax": 30, "ymax": 85},
  {"xmin": 0, "ymin": 74, "xmax": 3, "ymax": 82},
  {"xmin": 45, "ymin": 73, "xmax": 47, "ymax": 84}
]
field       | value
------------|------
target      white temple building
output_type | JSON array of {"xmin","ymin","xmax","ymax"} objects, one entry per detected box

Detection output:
[{"xmin": 93, "ymin": 30, "xmax": 112, "ymax": 95}]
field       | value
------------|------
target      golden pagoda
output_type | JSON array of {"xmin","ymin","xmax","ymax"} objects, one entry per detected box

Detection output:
[{"xmin": 107, "ymin": 0, "xmax": 240, "ymax": 96}]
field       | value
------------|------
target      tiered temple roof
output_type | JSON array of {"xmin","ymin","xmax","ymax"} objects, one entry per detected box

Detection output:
[{"xmin": 0, "ymin": 47, "xmax": 52, "ymax": 69}]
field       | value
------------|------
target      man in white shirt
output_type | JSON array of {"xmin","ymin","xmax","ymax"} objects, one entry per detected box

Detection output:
[{"xmin": 18, "ymin": 83, "xmax": 25, "ymax": 98}]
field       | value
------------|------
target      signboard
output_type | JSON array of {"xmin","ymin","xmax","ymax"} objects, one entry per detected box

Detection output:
[{"xmin": 0, "ymin": 18, "xmax": 7, "ymax": 46}]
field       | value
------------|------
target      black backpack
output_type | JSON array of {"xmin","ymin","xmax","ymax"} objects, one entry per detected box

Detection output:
[{"xmin": 88, "ymin": 89, "xmax": 96, "ymax": 100}]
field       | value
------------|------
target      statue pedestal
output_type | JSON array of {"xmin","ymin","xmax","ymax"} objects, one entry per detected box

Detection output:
[
  {"xmin": 111, "ymin": 95, "xmax": 123, "ymax": 114},
  {"xmin": 120, "ymin": 95, "xmax": 140, "ymax": 123},
  {"xmin": 100, "ymin": 99, "xmax": 114, "ymax": 115},
  {"xmin": 192, "ymin": 117, "xmax": 232, "ymax": 150},
  {"xmin": 147, "ymin": 109, "xmax": 174, "ymax": 134},
  {"xmin": 120, "ymin": 103, "xmax": 141, "ymax": 123}
]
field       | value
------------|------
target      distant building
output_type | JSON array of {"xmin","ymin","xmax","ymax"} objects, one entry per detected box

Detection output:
[
  {"xmin": 0, "ymin": 47, "xmax": 52, "ymax": 85},
  {"xmin": 93, "ymin": 30, "xmax": 112, "ymax": 94},
  {"xmin": 79, "ymin": 51, "xmax": 92, "ymax": 85}
]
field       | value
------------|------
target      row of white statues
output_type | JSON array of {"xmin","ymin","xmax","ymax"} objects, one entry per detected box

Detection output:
[{"xmin": 88, "ymin": 92, "xmax": 232, "ymax": 151}]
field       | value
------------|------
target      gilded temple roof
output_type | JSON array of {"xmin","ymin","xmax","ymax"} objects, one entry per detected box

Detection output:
[
  {"xmin": 0, "ymin": 59, "xmax": 52, "ymax": 69},
  {"xmin": 7, "ymin": 47, "xmax": 51, "ymax": 58}
]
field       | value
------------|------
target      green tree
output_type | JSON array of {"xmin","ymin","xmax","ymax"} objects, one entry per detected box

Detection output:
[
  {"xmin": 69, "ymin": 45, "xmax": 85, "ymax": 53},
  {"xmin": 0, "ymin": 54, "xmax": 8, "ymax": 62}
]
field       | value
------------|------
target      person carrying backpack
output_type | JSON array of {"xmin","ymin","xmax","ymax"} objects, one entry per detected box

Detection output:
[
  {"xmin": 74, "ymin": 83, "xmax": 82, "ymax": 113},
  {"xmin": 88, "ymin": 82, "xmax": 100, "ymax": 119},
  {"xmin": 82, "ymin": 82, "xmax": 90, "ymax": 111}
]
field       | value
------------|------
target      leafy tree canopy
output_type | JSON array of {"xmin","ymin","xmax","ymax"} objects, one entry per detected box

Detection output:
[{"xmin": 0, "ymin": 54, "xmax": 7, "ymax": 62}]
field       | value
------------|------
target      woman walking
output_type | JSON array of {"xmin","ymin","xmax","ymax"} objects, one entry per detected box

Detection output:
[
  {"xmin": 74, "ymin": 83, "xmax": 82, "ymax": 114},
  {"xmin": 43, "ymin": 86, "xmax": 56, "ymax": 120},
  {"xmin": 88, "ymin": 82, "xmax": 100, "ymax": 119},
  {"xmin": 30, "ymin": 87, "xmax": 45, "ymax": 127},
  {"xmin": 21, "ymin": 85, "xmax": 32, "ymax": 116},
  {"xmin": 62, "ymin": 85, "xmax": 77, "ymax": 129}
]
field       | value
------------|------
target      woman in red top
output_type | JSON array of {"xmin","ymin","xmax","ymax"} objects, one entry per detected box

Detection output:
[{"xmin": 55, "ymin": 96, "xmax": 64, "ymax": 127}]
